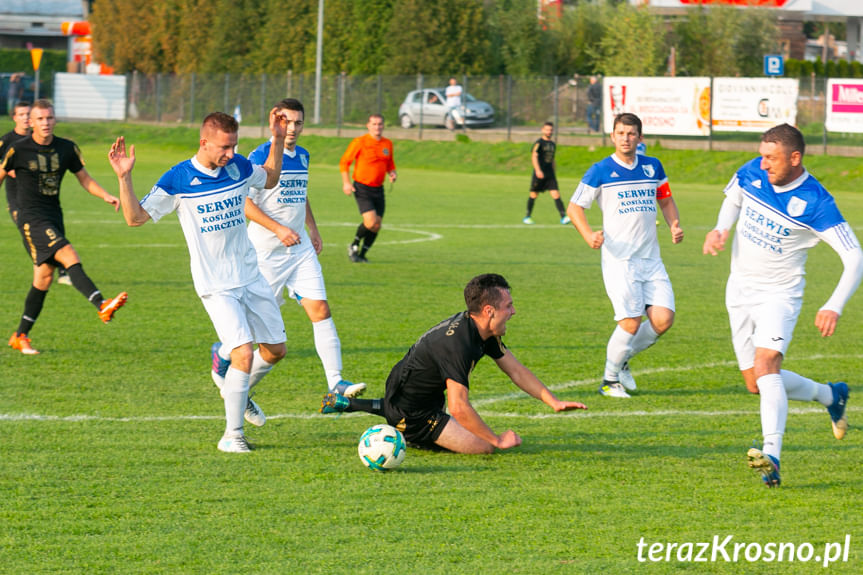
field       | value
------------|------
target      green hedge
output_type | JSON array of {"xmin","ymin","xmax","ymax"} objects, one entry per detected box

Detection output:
[{"xmin": 785, "ymin": 58, "xmax": 863, "ymax": 78}]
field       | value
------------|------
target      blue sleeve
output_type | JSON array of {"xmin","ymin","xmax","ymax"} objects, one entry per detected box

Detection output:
[{"xmin": 248, "ymin": 142, "xmax": 269, "ymax": 166}]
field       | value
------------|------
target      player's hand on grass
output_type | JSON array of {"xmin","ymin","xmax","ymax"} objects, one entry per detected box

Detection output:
[
  {"xmin": 814, "ymin": 309, "xmax": 839, "ymax": 337},
  {"xmin": 108, "ymin": 137, "xmax": 135, "ymax": 177},
  {"xmin": 496, "ymin": 430, "xmax": 522, "ymax": 450},
  {"xmin": 670, "ymin": 219, "xmax": 683, "ymax": 244},
  {"xmin": 702, "ymin": 229, "xmax": 728, "ymax": 256},
  {"xmin": 552, "ymin": 400, "xmax": 588, "ymax": 412}
]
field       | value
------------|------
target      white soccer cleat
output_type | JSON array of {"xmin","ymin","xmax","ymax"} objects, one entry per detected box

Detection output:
[
  {"xmin": 618, "ymin": 362, "xmax": 637, "ymax": 391},
  {"xmin": 331, "ymin": 380, "xmax": 367, "ymax": 398},
  {"xmin": 245, "ymin": 396, "xmax": 266, "ymax": 427},
  {"xmin": 599, "ymin": 381, "xmax": 631, "ymax": 398},
  {"xmin": 218, "ymin": 433, "xmax": 252, "ymax": 453}
]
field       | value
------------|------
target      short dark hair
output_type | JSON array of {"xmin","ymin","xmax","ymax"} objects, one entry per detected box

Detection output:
[
  {"xmin": 13, "ymin": 100, "xmax": 31, "ymax": 112},
  {"xmin": 543, "ymin": 121, "xmax": 554, "ymax": 128},
  {"xmin": 368, "ymin": 113, "xmax": 384, "ymax": 123},
  {"xmin": 613, "ymin": 113, "xmax": 642, "ymax": 136},
  {"xmin": 275, "ymin": 98, "xmax": 304, "ymax": 117},
  {"xmin": 201, "ymin": 112, "xmax": 238, "ymax": 136},
  {"xmin": 31, "ymin": 98, "xmax": 54, "ymax": 112},
  {"xmin": 464, "ymin": 274, "xmax": 511, "ymax": 314},
  {"xmin": 762, "ymin": 123, "xmax": 805, "ymax": 157}
]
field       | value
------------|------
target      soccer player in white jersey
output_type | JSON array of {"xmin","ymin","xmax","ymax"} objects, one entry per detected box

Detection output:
[
  {"xmin": 108, "ymin": 110, "xmax": 289, "ymax": 453},
  {"xmin": 703, "ymin": 123, "xmax": 862, "ymax": 487},
  {"xmin": 240, "ymin": 98, "xmax": 365, "ymax": 399},
  {"xmin": 567, "ymin": 113, "xmax": 684, "ymax": 398}
]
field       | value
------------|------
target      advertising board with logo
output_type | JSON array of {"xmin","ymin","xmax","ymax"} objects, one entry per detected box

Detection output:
[
  {"xmin": 603, "ymin": 77, "xmax": 712, "ymax": 136},
  {"xmin": 711, "ymin": 77, "xmax": 798, "ymax": 132},
  {"xmin": 825, "ymin": 79, "xmax": 863, "ymax": 133}
]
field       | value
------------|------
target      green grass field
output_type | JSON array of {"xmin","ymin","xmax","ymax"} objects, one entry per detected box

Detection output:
[{"xmin": 1, "ymin": 126, "xmax": 861, "ymax": 574}]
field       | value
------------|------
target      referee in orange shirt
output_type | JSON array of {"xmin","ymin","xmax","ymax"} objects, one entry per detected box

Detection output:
[{"xmin": 341, "ymin": 114, "xmax": 397, "ymax": 263}]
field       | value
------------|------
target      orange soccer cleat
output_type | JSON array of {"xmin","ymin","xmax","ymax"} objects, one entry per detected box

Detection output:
[
  {"xmin": 98, "ymin": 291, "xmax": 128, "ymax": 323},
  {"xmin": 9, "ymin": 332, "xmax": 39, "ymax": 355}
]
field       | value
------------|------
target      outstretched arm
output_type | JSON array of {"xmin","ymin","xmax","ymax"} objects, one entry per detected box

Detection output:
[
  {"xmin": 108, "ymin": 137, "xmax": 150, "ymax": 226},
  {"xmin": 74, "ymin": 168, "xmax": 120, "ymax": 212},
  {"xmin": 495, "ymin": 350, "xmax": 587, "ymax": 412}
]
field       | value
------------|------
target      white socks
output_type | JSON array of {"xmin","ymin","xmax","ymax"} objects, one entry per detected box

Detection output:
[
  {"xmin": 248, "ymin": 348, "xmax": 274, "ymax": 390},
  {"xmin": 604, "ymin": 321, "xmax": 661, "ymax": 381},
  {"xmin": 630, "ymin": 320, "xmax": 659, "ymax": 356},
  {"xmin": 313, "ymin": 317, "xmax": 343, "ymax": 389},
  {"xmin": 222, "ymin": 367, "xmax": 250, "ymax": 436},
  {"xmin": 781, "ymin": 369, "xmax": 834, "ymax": 406},
  {"xmin": 604, "ymin": 325, "xmax": 634, "ymax": 381},
  {"xmin": 756, "ymin": 373, "xmax": 786, "ymax": 461}
]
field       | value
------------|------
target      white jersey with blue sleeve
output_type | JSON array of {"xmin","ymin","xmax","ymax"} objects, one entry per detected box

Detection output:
[
  {"xmin": 246, "ymin": 141, "xmax": 312, "ymax": 257},
  {"xmin": 140, "ymin": 155, "xmax": 268, "ymax": 296},
  {"xmin": 722, "ymin": 158, "xmax": 863, "ymax": 309},
  {"xmin": 570, "ymin": 154, "xmax": 672, "ymax": 261}
]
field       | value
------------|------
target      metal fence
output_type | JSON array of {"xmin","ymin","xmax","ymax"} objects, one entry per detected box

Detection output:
[
  {"xmin": 124, "ymin": 72, "xmax": 595, "ymax": 133},
  {"xmin": 111, "ymin": 72, "xmax": 863, "ymax": 151}
]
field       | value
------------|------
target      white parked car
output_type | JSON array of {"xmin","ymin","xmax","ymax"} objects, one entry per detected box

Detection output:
[{"xmin": 398, "ymin": 88, "xmax": 494, "ymax": 129}]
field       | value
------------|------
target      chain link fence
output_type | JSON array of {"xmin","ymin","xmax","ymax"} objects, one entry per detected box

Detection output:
[{"xmin": 115, "ymin": 71, "xmax": 861, "ymax": 152}]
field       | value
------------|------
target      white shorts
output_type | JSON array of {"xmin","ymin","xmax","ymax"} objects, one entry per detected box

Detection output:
[
  {"xmin": 257, "ymin": 247, "xmax": 327, "ymax": 306},
  {"xmin": 726, "ymin": 277, "xmax": 801, "ymax": 371},
  {"xmin": 200, "ymin": 274, "xmax": 287, "ymax": 351},
  {"xmin": 601, "ymin": 257, "xmax": 675, "ymax": 321}
]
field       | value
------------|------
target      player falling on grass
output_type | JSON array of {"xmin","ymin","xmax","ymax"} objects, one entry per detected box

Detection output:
[
  {"xmin": 0, "ymin": 99, "xmax": 127, "ymax": 355},
  {"xmin": 321, "ymin": 273, "xmax": 586, "ymax": 454},
  {"xmin": 523, "ymin": 122, "xmax": 569, "ymax": 226},
  {"xmin": 109, "ymin": 110, "xmax": 289, "ymax": 453},
  {"xmin": 703, "ymin": 123, "xmax": 862, "ymax": 487},
  {"xmin": 230, "ymin": 97, "xmax": 365, "ymax": 399},
  {"xmin": 341, "ymin": 114, "xmax": 397, "ymax": 263},
  {"xmin": 567, "ymin": 112, "xmax": 683, "ymax": 398}
]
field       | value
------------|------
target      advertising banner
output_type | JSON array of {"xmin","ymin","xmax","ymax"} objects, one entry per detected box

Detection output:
[
  {"xmin": 711, "ymin": 77, "xmax": 798, "ymax": 132},
  {"xmin": 825, "ymin": 79, "xmax": 863, "ymax": 133},
  {"xmin": 602, "ymin": 76, "xmax": 711, "ymax": 136}
]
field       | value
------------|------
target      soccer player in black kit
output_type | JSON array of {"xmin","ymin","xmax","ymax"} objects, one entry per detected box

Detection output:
[
  {"xmin": 321, "ymin": 274, "xmax": 586, "ymax": 454},
  {"xmin": 0, "ymin": 99, "xmax": 127, "ymax": 355},
  {"xmin": 523, "ymin": 122, "xmax": 569, "ymax": 225}
]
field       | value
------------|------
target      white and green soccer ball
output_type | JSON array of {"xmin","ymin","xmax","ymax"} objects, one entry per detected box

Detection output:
[{"xmin": 358, "ymin": 424, "xmax": 406, "ymax": 471}]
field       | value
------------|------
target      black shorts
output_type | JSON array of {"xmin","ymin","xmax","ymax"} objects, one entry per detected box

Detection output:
[
  {"xmin": 19, "ymin": 220, "xmax": 70, "ymax": 266},
  {"xmin": 382, "ymin": 400, "xmax": 451, "ymax": 447},
  {"xmin": 530, "ymin": 172, "xmax": 558, "ymax": 193},
  {"xmin": 353, "ymin": 181, "xmax": 386, "ymax": 217}
]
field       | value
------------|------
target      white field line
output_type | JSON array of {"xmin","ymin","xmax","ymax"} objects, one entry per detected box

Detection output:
[{"xmin": 2, "ymin": 354, "xmax": 859, "ymax": 424}]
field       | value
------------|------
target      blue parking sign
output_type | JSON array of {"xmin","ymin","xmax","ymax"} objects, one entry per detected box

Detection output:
[{"xmin": 764, "ymin": 55, "xmax": 784, "ymax": 76}]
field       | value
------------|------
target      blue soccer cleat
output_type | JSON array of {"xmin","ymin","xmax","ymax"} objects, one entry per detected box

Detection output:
[
  {"xmin": 320, "ymin": 392, "xmax": 350, "ymax": 414},
  {"xmin": 747, "ymin": 447, "xmax": 781, "ymax": 488},
  {"xmin": 827, "ymin": 382, "xmax": 849, "ymax": 440}
]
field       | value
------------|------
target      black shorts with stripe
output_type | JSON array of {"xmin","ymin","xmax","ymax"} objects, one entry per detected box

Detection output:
[{"xmin": 19, "ymin": 219, "xmax": 70, "ymax": 266}]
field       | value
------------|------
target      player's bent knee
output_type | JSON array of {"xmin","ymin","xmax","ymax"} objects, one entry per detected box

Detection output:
[{"xmin": 260, "ymin": 342, "xmax": 287, "ymax": 363}]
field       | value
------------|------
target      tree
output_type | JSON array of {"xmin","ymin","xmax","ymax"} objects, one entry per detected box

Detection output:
[{"xmin": 597, "ymin": 3, "xmax": 665, "ymax": 76}]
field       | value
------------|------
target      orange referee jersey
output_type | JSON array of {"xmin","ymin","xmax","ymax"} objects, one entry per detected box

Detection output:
[{"xmin": 339, "ymin": 134, "xmax": 395, "ymax": 187}]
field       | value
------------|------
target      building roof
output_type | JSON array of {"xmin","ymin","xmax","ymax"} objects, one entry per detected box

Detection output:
[{"xmin": 1, "ymin": 0, "xmax": 84, "ymax": 17}]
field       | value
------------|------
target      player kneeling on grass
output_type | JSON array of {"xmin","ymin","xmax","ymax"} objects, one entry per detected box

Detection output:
[
  {"xmin": 109, "ymin": 110, "xmax": 290, "ymax": 453},
  {"xmin": 321, "ymin": 273, "xmax": 586, "ymax": 454},
  {"xmin": 703, "ymin": 123, "xmax": 862, "ymax": 487}
]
